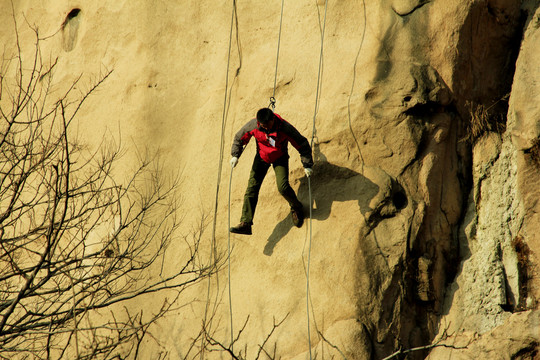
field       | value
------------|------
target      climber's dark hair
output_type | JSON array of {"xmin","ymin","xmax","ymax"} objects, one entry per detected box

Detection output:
[{"xmin": 257, "ymin": 108, "xmax": 274, "ymax": 124}]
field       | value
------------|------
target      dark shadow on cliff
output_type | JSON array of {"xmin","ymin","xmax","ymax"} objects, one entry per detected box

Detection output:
[{"xmin": 263, "ymin": 161, "xmax": 379, "ymax": 256}]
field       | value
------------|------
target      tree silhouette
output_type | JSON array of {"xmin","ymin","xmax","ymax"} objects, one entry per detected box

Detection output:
[{"xmin": 0, "ymin": 18, "xmax": 214, "ymax": 359}]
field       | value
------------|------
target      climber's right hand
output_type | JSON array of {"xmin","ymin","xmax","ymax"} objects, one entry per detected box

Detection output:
[{"xmin": 230, "ymin": 157, "xmax": 239, "ymax": 168}]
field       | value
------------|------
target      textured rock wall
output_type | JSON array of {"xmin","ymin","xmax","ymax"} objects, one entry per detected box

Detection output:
[
  {"xmin": 429, "ymin": 2, "xmax": 540, "ymax": 358},
  {"xmin": 1, "ymin": 0, "xmax": 539, "ymax": 359}
]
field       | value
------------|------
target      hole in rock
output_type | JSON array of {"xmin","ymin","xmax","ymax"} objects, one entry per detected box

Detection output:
[
  {"xmin": 66, "ymin": 8, "xmax": 81, "ymax": 20},
  {"xmin": 404, "ymin": 101, "xmax": 439, "ymax": 117},
  {"xmin": 392, "ymin": 191, "xmax": 408, "ymax": 210},
  {"xmin": 62, "ymin": 8, "xmax": 81, "ymax": 52}
]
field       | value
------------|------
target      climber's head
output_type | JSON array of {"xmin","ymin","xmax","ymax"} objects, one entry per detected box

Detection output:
[{"xmin": 257, "ymin": 108, "xmax": 275, "ymax": 131}]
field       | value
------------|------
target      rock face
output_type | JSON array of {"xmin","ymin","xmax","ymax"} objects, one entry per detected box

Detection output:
[{"xmin": 1, "ymin": 0, "xmax": 539, "ymax": 359}]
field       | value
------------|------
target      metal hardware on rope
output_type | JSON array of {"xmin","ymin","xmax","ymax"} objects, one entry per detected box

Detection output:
[{"xmin": 269, "ymin": 96, "xmax": 276, "ymax": 110}]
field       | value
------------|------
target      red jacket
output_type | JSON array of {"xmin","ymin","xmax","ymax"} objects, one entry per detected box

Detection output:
[{"xmin": 231, "ymin": 114, "xmax": 313, "ymax": 168}]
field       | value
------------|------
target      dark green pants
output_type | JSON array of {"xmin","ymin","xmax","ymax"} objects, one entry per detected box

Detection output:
[{"xmin": 240, "ymin": 154, "xmax": 302, "ymax": 225}]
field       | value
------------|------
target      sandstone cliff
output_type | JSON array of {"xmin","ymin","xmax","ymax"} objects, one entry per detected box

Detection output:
[{"xmin": 1, "ymin": 0, "xmax": 539, "ymax": 359}]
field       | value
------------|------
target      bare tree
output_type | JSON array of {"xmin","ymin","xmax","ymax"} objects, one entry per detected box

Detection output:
[
  {"xmin": 0, "ymin": 17, "xmax": 214, "ymax": 360},
  {"xmin": 203, "ymin": 314, "xmax": 289, "ymax": 360}
]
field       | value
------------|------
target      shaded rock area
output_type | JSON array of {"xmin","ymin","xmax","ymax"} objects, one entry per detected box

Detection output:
[{"xmin": 0, "ymin": 0, "xmax": 539, "ymax": 359}]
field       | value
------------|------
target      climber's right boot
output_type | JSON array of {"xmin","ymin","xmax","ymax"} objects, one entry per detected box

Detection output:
[{"xmin": 230, "ymin": 222, "xmax": 252, "ymax": 235}]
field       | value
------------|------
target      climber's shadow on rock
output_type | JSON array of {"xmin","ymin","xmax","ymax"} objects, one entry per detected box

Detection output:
[{"xmin": 264, "ymin": 161, "xmax": 383, "ymax": 256}]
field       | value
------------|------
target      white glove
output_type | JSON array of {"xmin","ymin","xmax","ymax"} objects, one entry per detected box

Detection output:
[
  {"xmin": 304, "ymin": 168, "xmax": 313, "ymax": 177},
  {"xmin": 230, "ymin": 157, "xmax": 239, "ymax": 168}
]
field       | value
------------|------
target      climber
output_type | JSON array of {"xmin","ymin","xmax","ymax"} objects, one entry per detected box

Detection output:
[{"xmin": 229, "ymin": 108, "xmax": 314, "ymax": 235}]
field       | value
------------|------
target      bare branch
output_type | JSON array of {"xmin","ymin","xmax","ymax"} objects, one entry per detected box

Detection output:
[{"xmin": 381, "ymin": 325, "xmax": 470, "ymax": 360}]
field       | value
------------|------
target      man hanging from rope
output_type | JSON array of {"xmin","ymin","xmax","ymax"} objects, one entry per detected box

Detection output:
[{"xmin": 229, "ymin": 108, "xmax": 313, "ymax": 235}]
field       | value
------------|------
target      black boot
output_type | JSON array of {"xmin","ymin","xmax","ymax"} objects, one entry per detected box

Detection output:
[
  {"xmin": 291, "ymin": 207, "xmax": 304, "ymax": 228},
  {"xmin": 230, "ymin": 222, "xmax": 252, "ymax": 235}
]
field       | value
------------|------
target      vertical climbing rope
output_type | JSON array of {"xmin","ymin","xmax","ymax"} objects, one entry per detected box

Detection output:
[
  {"xmin": 224, "ymin": 0, "xmax": 284, "ymax": 355},
  {"xmin": 202, "ymin": 0, "xmax": 237, "ymax": 358},
  {"xmin": 227, "ymin": 169, "xmax": 234, "ymax": 351},
  {"xmin": 347, "ymin": 0, "xmax": 367, "ymax": 170},
  {"xmin": 270, "ymin": 0, "xmax": 285, "ymax": 110},
  {"xmin": 307, "ymin": 0, "xmax": 328, "ymax": 359},
  {"xmin": 223, "ymin": 1, "xmax": 237, "ymax": 353}
]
